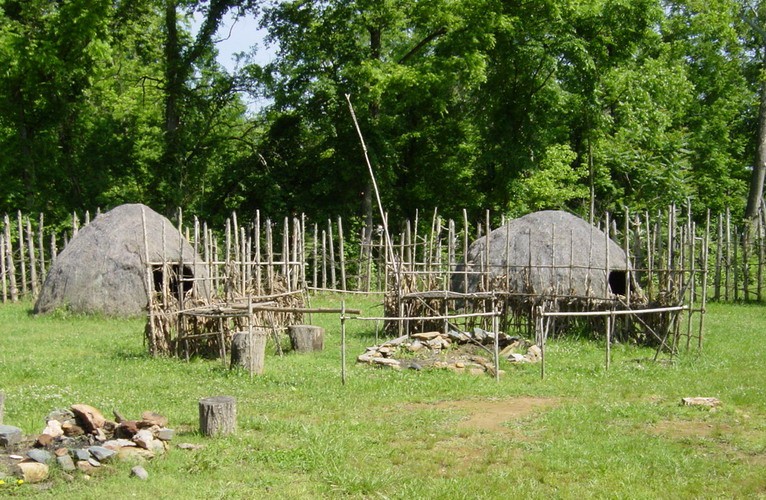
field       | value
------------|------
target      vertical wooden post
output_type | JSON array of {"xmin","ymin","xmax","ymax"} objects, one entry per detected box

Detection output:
[
  {"xmin": 202, "ymin": 222, "xmax": 211, "ymax": 301},
  {"xmin": 484, "ymin": 210, "xmax": 491, "ymax": 294},
  {"xmin": 743, "ymin": 218, "xmax": 751, "ymax": 302},
  {"xmin": 4, "ymin": 214, "xmax": 17, "ymax": 302},
  {"xmin": 448, "ymin": 219, "xmax": 455, "ymax": 288},
  {"xmin": 17, "ymin": 211, "xmax": 27, "ymax": 296},
  {"xmin": 232, "ymin": 213, "xmax": 240, "ymax": 284},
  {"xmin": 248, "ymin": 296, "xmax": 255, "ymax": 378},
  {"xmin": 405, "ymin": 219, "xmax": 413, "ymax": 271},
  {"xmin": 1, "ymin": 234, "xmax": 6, "ymax": 303},
  {"xmin": 292, "ymin": 217, "xmax": 300, "ymax": 290},
  {"xmin": 26, "ymin": 217, "xmax": 37, "ymax": 297},
  {"xmin": 413, "ymin": 209, "xmax": 420, "ymax": 278},
  {"xmin": 243, "ymin": 226, "xmax": 249, "ymax": 293},
  {"xmin": 177, "ymin": 208, "xmax": 187, "ymax": 360},
  {"xmin": 604, "ymin": 212, "xmax": 611, "ymax": 299},
  {"xmin": 493, "ymin": 298, "xmax": 500, "ymax": 383},
  {"xmin": 463, "ymin": 209, "xmax": 469, "ymax": 295},
  {"xmin": 312, "ymin": 223, "xmax": 318, "ymax": 290},
  {"xmin": 300, "ymin": 214, "xmax": 307, "ymax": 288},
  {"xmin": 686, "ymin": 221, "xmax": 697, "ymax": 351},
  {"xmin": 624, "ymin": 207, "xmax": 631, "ymax": 306},
  {"xmin": 255, "ymin": 211, "xmax": 262, "ymax": 295},
  {"xmin": 381, "ymin": 219, "xmax": 387, "ymax": 292},
  {"xmin": 266, "ymin": 219, "xmax": 274, "ymax": 292},
  {"xmin": 734, "ymin": 226, "xmax": 740, "ymax": 302},
  {"xmin": 50, "ymin": 233, "xmax": 57, "ymax": 262},
  {"xmin": 38, "ymin": 213, "xmax": 45, "ymax": 284},
  {"xmin": 225, "ymin": 217, "xmax": 232, "ymax": 299},
  {"xmin": 714, "ymin": 214, "xmax": 723, "ymax": 302},
  {"xmin": 282, "ymin": 217, "xmax": 292, "ymax": 292},
  {"xmin": 327, "ymin": 219, "xmax": 336, "ymax": 290},
  {"xmin": 698, "ymin": 211, "xmax": 711, "ymax": 350},
  {"xmin": 341, "ymin": 300, "xmax": 347, "ymax": 386},
  {"xmin": 758, "ymin": 210, "xmax": 764, "ymax": 302},
  {"xmin": 321, "ymin": 230, "xmax": 327, "ymax": 290},
  {"xmin": 141, "ymin": 207, "xmax": 156, "ymax": 357},
  {"xmin": 647, "ymin": 211, "xmax": 655, "ymax": 300},
  {"xmin": 606, "ymin": 312, "xmax": 612, "ymax": 371},
  {"xmin": 725, "ymin": 208, "xmax": 731, "ymax": 301},
  {"xmin": 338, "ymin": 216, "xmax": 346, "ymax": 292}
]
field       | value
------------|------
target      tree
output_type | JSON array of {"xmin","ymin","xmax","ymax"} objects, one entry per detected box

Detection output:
[
  {"xmin": 0, "ymin": 0, "xmax": 114, "ymax": 214},
  {"xmin": 741, "ymin": 1, "xmax": 766, "ymax": 219}
]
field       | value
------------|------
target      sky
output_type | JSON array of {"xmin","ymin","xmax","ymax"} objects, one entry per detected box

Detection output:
[
  {"xmin": 192, "ymin": 11, "xmax": 277, "ymax": 112},
  {"xmin": 212, "ymin": 13, "xmax": 276, "ymax": 71}
]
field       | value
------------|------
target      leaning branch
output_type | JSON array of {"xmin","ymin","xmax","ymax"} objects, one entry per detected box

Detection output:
[{"xmin": 397, "ymin": 27, "xmax": 447, "ymax": 64}]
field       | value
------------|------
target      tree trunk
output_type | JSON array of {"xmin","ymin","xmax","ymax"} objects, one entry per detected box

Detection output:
[
  {"xmin": 163, "ymin": 0, "xmax": 184, "ymax": 211},
  {"xmin": 746, "ymin": 72, "xmax": 766, "ymax": 220},
  {"xmin": 359, "ymin": 26, "xmax": 383, "ymax": 290}
]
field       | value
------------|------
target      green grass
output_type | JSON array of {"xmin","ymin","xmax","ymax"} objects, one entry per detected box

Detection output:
[{"xmin": 1, "ymin": 296, "xmax": 765, "ymax": 498}]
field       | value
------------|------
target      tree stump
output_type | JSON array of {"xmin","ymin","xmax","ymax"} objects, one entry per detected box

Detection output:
[
  {"xmin": 230, "ymin": 330, "xmax": 268, "ymax": 374},
  {"xmin": 198, "ymin": 396, "xmax": 236, "ymax": 437},
  {"xmin": 288, "ymin": 325, "xmax": 324, "ymax": 352}
]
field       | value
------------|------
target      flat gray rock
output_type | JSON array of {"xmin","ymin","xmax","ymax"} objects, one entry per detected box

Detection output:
[
  {"xmin": 88, "ymin": 446, "xmax": 116, "ymax": 462},
  {"xmin": 131, "ymin": 465, "xmax": 149, "ymax": 480},
  {"xmin": 27, "ymin": 448, "xmax": 53, "ymax": 464},
  {"xmin": 0, "ymin": 425, "xmax": 23, "ymax": 447},
  {"xmin": 56, "ymin": 454, "xmax": 76, "ymax": 472}
]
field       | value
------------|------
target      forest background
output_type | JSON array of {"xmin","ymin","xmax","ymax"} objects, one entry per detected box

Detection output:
[{"xmin": 2, "ymin": 0, "xmax": 766, "ymax": 233}]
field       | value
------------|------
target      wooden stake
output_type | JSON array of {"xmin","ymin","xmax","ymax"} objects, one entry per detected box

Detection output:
[
  {"xmin": 17, "ymin": 211, "xmax": 27, "ymax": 296},
  {"xmin": 341, "ymin": 300, "xmax": 347, "ymax": 385},
  {"xmin": 38, "ymin": 213, "xmax": 45, "ymax": 283},
  {"xmin": 1, "ymin": 234, "xmax": 6, "ymax": 303},
  {"xmin": 26, "ymin": 217, "xmax": 37, "ymax": 297},
  {"xmin": 328, "ymin": 219, "xmax": 336, "ymax": 290},
  {"xmin": 338, "ymin": 216, "xmax": 347, "ymax": 292},
  {"xmin": 4, "ymin": 214, "xmax": 17, "ymax": 302}
]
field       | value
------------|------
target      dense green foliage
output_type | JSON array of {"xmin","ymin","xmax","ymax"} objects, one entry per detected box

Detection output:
[
  {"xmin": 0, "ymin": 297, "xmax": 765, "ymax": 496},
  {"xmin": 0, "ymin": 0, "xmax": 764, "ymax": 226}
]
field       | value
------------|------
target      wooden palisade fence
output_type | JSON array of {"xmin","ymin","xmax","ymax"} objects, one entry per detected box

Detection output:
[{"xmin": 2, "ymin": 204, "xmax": 765, "ymax": 336}]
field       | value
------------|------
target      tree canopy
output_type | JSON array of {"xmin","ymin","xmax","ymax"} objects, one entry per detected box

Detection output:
[{"xmin": 0, "ymin": 0, "xmax": 762, "ymax": 227}]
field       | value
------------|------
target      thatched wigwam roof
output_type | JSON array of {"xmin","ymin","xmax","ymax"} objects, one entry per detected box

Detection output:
[
  {"xmin": 35, "ymin": 204, "xmax": 208, "ymax": 316},
  {"xmin": 452, "ymin": 210, "xmax": 637, "ymax": 301}
]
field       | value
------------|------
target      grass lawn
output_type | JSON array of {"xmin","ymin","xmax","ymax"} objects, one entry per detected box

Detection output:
[{"xmin": 0, "ymin": 295, "xmax": 765, "ymax": 498}]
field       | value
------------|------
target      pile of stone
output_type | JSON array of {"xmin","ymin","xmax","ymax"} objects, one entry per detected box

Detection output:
[
  {"xmin": 0, "ymin": 403, "xmax": 177, "ymax": 483},
  {"xmin": 357, "ymin": 328, "xmax": 542, "ymax": 373}
]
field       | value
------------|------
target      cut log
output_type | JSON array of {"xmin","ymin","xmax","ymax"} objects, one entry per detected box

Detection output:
[
  {"xmin": 288, "ymin": 325, "xmax": 324, "ymax": 353},
  {"xmin": 230, "ymin": 330, "xmax": 268, "ymax": 374},
  {"xmin": 198, "ymin": 396, "xmax": 236, "ymax": 437}
]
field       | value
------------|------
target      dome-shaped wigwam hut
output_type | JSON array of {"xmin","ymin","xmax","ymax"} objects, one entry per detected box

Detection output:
[
  {"xmin": 387, "ymin": 210, "xmax": 646, "ymax": 338},
  {"xmin": 35, "ymin": 204, "xmax": 208, "ymax": 317},
  {"xmin": 452, "ymin": 210, "xmax": 643, "ymax": 302}
]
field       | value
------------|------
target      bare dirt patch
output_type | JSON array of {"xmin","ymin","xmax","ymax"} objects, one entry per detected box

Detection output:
[
  {"xmin": 647, "ymin": 419, "xmax": 721, "ymax": 439},
  {"xmin": 410, "ymin": 397, "xmax": 558, "ymax": 433},
  {"xmin": 390, "ymin": 397, "xmax": 556, "ymax": 477}
]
